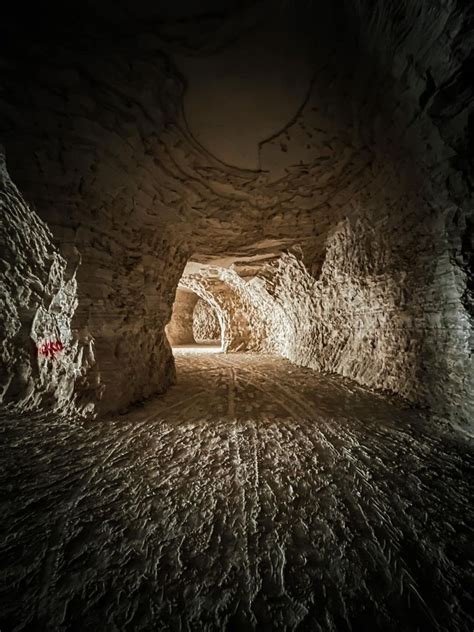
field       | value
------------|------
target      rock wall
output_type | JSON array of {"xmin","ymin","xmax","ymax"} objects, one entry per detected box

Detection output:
[
  {"xmin": 166, "ymin": 289, "xmax": 198, "ymax": 346},
  {"xmin": 0, "ymin": 19, "xmax": 193, "ymax": 414},
  {"xmin": 0, "ymin": 150, "xmax": 90, "ymax": 414},
  {"xmin": 265, "ymin": 231, "xmax": 473, "ymax": 423},
  {"xmin": 193, "ymin": 298, "xmax": 220, "ymax": 343},
  {"xmin": 181, "ymin": 270, "xmax": 270, "ymax": 353},
  {"xmin": 85, "ymin": 238, "xmax": 185, "ymax": 414}
]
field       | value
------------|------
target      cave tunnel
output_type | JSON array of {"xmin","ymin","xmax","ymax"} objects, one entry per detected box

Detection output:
[
  {"xmin": 166, "ymin": 284, "xmax": 223, "ymax": 353},
  {"xmin": 0, "ymin": 0, "xmax": 473, "ymax": 630}
]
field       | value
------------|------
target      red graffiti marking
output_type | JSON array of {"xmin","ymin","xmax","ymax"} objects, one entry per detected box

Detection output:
[{"xmin": 38, "ymin": 340, "xmax": 64, "ymax": 358}]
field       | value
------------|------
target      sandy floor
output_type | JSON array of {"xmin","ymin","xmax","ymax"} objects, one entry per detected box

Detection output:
[
  {"xmin": 172, "ymin": 343, "xmax": 222, "ymax": 355},
  {"xmin": 1, "ymin": 352, "xmax": 473, "ymax": 631}
]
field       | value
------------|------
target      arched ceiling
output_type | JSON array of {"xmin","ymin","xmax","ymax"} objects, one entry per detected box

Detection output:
[{"xmin": 174, "ymin": 15, "xmax": 314, "ymax": 170}]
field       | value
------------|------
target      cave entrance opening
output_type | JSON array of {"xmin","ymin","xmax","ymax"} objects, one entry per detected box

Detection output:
[{"xmin": 165, "ymin": 287, "xmax": 223, "ymax": 356}]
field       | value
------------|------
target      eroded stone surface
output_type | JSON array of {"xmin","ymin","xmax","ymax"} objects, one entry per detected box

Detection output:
[
  {"xmin": 193, "ymin": 298, "xmax": 220, "ymax": 343},
  {"xmin": 0, "ymin": 150, "xmax": 93, "ymax": 414},
  {"xmin": 0, "ymin": 0, "xmax": 472, "ymax": 425},
  {"xmin": 165, "ymin": 288, "xmax": 198, "ymax": 346},
  {"xmin": 0, "ymin": 352, "xmax": 472, "ymax": 631}
]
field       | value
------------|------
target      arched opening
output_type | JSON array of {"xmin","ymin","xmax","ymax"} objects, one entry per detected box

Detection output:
[{"xmin": 165, "ymin": 286, "xmax": 223, "ymax": 354}]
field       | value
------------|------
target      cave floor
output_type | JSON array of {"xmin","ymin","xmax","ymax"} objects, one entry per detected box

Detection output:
[{"xmin": 1, "ymin": 353, "xmax": 473, "ymax": 631}]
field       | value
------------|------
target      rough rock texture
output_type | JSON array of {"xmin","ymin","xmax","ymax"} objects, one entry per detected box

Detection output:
[
  {"xmin": 2, "ymin": 5, "xmax": 473, "ymax": 630},
  {"xmin": 192, "ymin": 298, "xmax": 220, "ymax": 343},
  {"xmin": 165, "ymin": 289, "xmax": 198, "ymax": 346},
  {"xmin": 0, "ymin": 150, "xmax": 91, "ymax": 414},
  {"xmin": 181, "ymin": 269, "xmax": 270, "ymax": 353},
  {"xmin": 0, "ymin": 0, "xmax": 472, "ymax": 424},
  {"xmin": 264, "ymin": 231, "xmax": 473, "ymax": 423},
  {"xmin": 0, "ymin": 352, "xmax": 472, "ymax": 631},
  {"xmin": 178, "ymin": 220, "xmax": 473, "ymax": 424}
]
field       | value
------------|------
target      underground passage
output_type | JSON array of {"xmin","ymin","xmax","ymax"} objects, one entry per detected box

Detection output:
[
  {"xmin": 0, "ymin": 1, "xmax": 473, "ymax": 630},
  {"xmin": 166, "ymin": 284, "xmax": 223, "ymax": 352}
]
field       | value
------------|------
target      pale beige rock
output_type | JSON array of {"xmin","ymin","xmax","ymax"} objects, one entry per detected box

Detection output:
[
  {"xmin": 0, "ymin": 0, "xmax": 472, "ymax": 426},
  {"xmin": 192, "ymin": 298, "xmax": 220, "ymax": 343},
  {"xmin": 0, "ymin": 149, "xmax": 92, "ymax": 414},
  {"xmin": 165, "ymin": 289, "xmax": 198, "ymax": 346}
]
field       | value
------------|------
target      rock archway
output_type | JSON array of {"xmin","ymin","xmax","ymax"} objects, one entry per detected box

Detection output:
[
  {"xmin": 0, "ymin": 0, "xmax": 472, "ymax": 425},
  {"xmin": 165, "ymin": 287, "xmax": 223, "ymax": 347}
]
